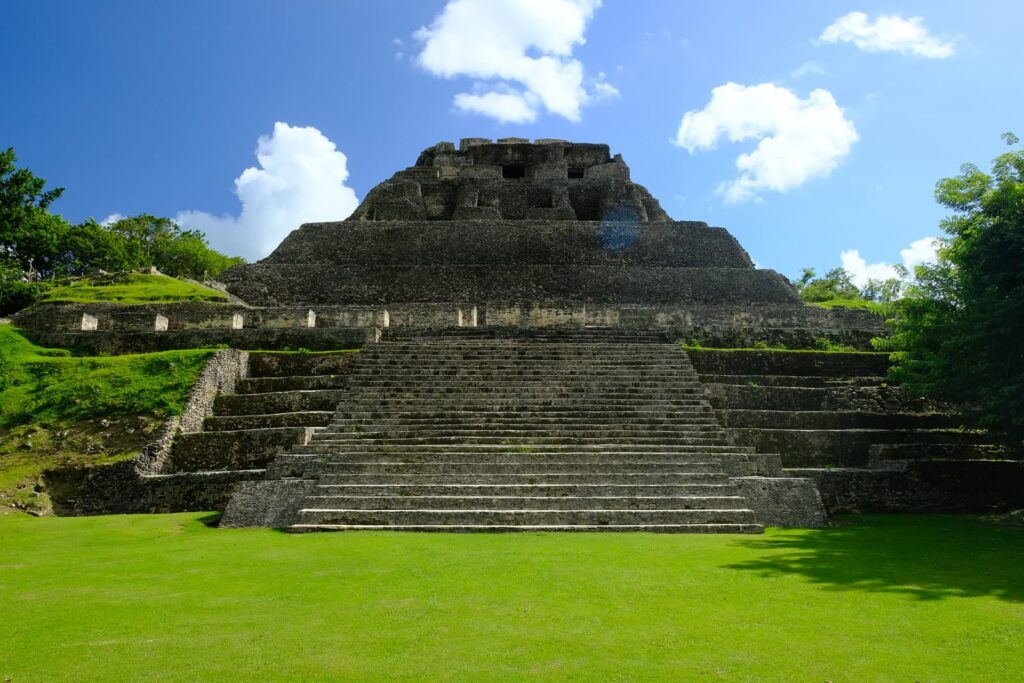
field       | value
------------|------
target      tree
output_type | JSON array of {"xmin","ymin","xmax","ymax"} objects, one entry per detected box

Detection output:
[
  {"xmin": 791, "ymin": 267, "xmax": 861, "ymax": 302},
  {"xmin": 887, "ymin": 133, "xmax": 1024, "ymax": 446},
  {"xmin": 0, "ymin": 147, "xmax": 71, "ymax": 277}
]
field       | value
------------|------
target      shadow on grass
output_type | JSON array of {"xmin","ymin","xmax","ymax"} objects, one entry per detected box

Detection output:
[{"xmin": 727, "ymin": 514, "xmax": 1024, "ymax": 603}]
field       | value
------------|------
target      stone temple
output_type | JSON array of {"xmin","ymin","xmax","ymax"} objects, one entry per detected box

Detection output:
[{"xmin": 26, "ymin": 138, "xmax": 1023, "ymax": 530}]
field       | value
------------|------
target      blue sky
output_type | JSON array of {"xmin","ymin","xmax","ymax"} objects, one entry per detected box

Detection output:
[{"xmin": 2, "ymin": 0, "xmax": 1020, "ymax": 283}]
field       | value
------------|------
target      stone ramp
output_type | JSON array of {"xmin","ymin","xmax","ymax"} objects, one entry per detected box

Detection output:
[{"xmin": 224, "ymin": 331, "xmax": 826, "ymax": 531}]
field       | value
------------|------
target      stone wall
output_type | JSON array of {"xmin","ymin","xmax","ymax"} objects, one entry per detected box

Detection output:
[
  {"xmin": 44, "ymin": 460, "xmax": 258, "ymax": 515},
  {"xmin": 43, "ymin": 349, "xmax": 259, "ymax": 515},
  {"xmin": 688, "ymin": 348, "xmax": 890, "ymax": 376},
  {"xmin": 801, "ymin": 461, "xmax": 1024, "ymax": 514},
  {"xmin": 24, "ymin": 327, "xmax": 375, "ymax": 355},
  {"xmin": 260, "ymin": 220, "xmax": 754, "ymax": 268}
]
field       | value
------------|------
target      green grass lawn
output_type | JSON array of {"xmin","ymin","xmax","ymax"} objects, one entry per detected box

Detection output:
[
  {"xmin": 41, "ymin": 272, "xmax": 227, "ymax": 304},
  {"xmin": 1, "ymin": 512, "xmax": 1021, "ymax": 681},
  {"xmin": 0, "ymin": 325, "xmax": 213, "ymax": 512}
]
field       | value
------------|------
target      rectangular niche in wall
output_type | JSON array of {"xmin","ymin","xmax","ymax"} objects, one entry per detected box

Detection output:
[{"xmin": 501, "ymin": 165, "xmax": 526, "ymax": 179}]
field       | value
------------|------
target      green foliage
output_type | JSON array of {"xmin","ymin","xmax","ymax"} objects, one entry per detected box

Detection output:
[
  {"xmin": 0, "ymin": 147, "xmax": 70, "ymax": 278},
  {"xmin": 0, "ymin": 259, "xmax": 50, "ymax": 315},
  {"xmin": 2, "ymin": 513, "xmax": 1023, "ymax": 680},
  {"xmin": 888, "ymin": 135, "xmax": 1024, "ymax": 446},
  {"xmin": 0, "ymin": 325, "xmax": 211, "ymax": 428},
  {"xmin": 0, "ymin": 149, "xmax": 243, "ymax": 314},
  {"xmin": 42, "ymin": 272, "xmax": 227, "ymax": 304},
  {"xmin": 792, "ymin": 267, "xmax": 860, "ymax": 302},
  {"xmin": 809, "ymin": 298, "xmax": 893, "ymax": 315},
  {"xmin": 68, "ymin": 214, "xmax": 244, "ymax": 279},
  {"xmin": 793, "ymin": 267, "xmax": 905, "ymax": 306}
]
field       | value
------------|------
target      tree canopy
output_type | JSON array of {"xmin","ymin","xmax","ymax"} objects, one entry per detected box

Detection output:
[
  {"xmin": 0, "ymin": 148, "xmax": 243, "ymax": 315},
  {"xmin": 886, "ymin": 133, "xmax": 1024, "ymax": 446}
]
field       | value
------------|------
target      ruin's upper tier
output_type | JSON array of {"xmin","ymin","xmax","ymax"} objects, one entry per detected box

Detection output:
[{"xmin": 347, "ymin": 138, "xmax": 671, "ymax": 223}]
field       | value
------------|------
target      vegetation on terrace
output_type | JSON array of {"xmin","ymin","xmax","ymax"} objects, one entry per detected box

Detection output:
[
  {"xmin": 0, "ymin": 147, "xmax": 243, "ymax": 314},
  {"xmin": 40, "ymin": 272, "xmax": 227, "ymax": 304},
  {"xmin": 0, "ymin": 324, "xmax": 212, "ymax": 513},
  {"xmin": 1, "ymin": 512, "xmax": 1021, "ymax": 681}
]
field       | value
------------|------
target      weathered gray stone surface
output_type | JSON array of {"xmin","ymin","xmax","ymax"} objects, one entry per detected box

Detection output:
[
  {"xmin": 218, "ymin": 140, "xmax": 807, "ymax": 308},
  {"xmin": 798, "ymin": 461, "xmax": 1024, "ymax": 514},
  {"xmin": 220, "ymin": 480, "xmax": 316, "ymax": 528},
  {"xmin": 731, "ymin": 476, "xmax": 827, "ymax": 527}
]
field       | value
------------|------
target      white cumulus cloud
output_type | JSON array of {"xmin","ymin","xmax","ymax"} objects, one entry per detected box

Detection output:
[
  {"xmin": 841, "ymin": 236, "xmax": 941, "ymax": 288},
  {"xmin": 674, "ymin": 82, "xmax": 858, "ymax": 203},
  {"xmin": 413, "ymin": 0, "xmax": 614, "ymax": 123},
  {"xmin": 175, "ymin": 122, "xmax": 359, "ymax": 262},
  {"xmin": 819, "ymin": 12, "xmax": 954, "ymax": 58}
]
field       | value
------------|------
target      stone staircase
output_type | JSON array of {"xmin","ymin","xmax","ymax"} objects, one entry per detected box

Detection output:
[
  {"xmin": 167, "ymin": 352, "xmax": 358, "ymax": 473},
  {"xmin": 226, "ymin": 329, "xmax": 794, "ymax": 532}
]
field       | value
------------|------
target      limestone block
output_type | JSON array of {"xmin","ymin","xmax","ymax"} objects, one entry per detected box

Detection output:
[
  {"xmin": 731, "ymin": 476, "xmax": 827, "ymax": 527},
  {"xmin": 458, "ymin": 306, "xmax": 478, "ymax": 327},
  {"xmin": 452, "ymin": 206, "xmax": 502, "ymax": 221},
  {"xmin": 527, "ymin": 304, "xmax": 585, "ymax": 327},
  {"xmin": 586, "ymin": 162, "xmax": 630, "ymax": 180},
  {"xmin": 232, "ymin": 313, "xmax": 244, "ymax": 330},
  {"xmin": 484, "ymin": 305, "xmax": 523, "ymax": 327},
  {"xmin": 459, "ymin": 137, "xmax": 490, "ymax": 150},
  {"xmin": 81, "ymin": 313, "xmax": 98, "ymax": 331},
  {"xmin": 525, "ymin": 207, "xmax": 577, "ymax": 220},
  {"xmin": 155, "ymin": 315, "xmax": 169, "ymax": 331},
  {"xmin": 458, "ymin": 164, "xmax": 501, "ymax": 179},
  {"xmin": 585, "ymin": 305, "xmax": 620, "ymax": 327},
  {"xmin": 529, "ymin": 162, "xmax": 569, "ymax": 179}
]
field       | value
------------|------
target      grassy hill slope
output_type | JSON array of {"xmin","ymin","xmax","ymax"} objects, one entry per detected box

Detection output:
[{"xmin": 0, "ymin": 324, "xmax": 213, "ymax": 513}]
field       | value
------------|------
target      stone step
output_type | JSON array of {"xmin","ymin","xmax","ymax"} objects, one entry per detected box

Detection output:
[
  {"xmin": 214, "ymin": 390, "xmax": 347, "ymax": 416},
  {"xmin": 289, "ymin": 523, "xmax": 764, "ymax": 533},
  {"xmin": 204, "ymin": 411, "xmax": 334, "ymax": 431},
  {"xmin": 292, "ymin": 508, "xmax": 759, "ymax": 527},
  {"xmin": 311, "ymin": 473, "xmax": 734, "ymax": 485},
  {"xmin": 348, "ymin": 387, "xmax": 708, "ymax": 397},
  {"xmin": 247, "ymin": 351, "xmax": 359, "ymax": 378},
  {"xmin": 290, "ymin": 443, "xmax": 756, "ymax": 455},
  {"xmin": 328, "ymin": 409, "xmax": 719, "ymax": 420},
  {"xmin": 354, "ymin": 358, "xmax": 696, "ymax": 368},
  {"xmin": 238, "ymin": 375, "xmax": 349, "ymax": 394},
  {"xmin": 699, "ymin": 374, "xmax": 886, "ymax": 388},
  {"xmin": 310, "ymin": 483, "xmax": 742, "ymax": 497},
  {"xmin": 315, "ymin": 427, "xmax": 728, "ymax": 439},
  {"xmin": 339, "ymin": 399, "xmax": 713, "ymax": 408},
  {"xmin": 308, "ymin": 435, "xmax": 731, "ymax": 446},
  {"xmin": 309, "ymin": 461, "xmax": 727, "ymax": 475},
  {"xmin": 324, "ymin": 418, "xmax": 724, "ymax": 429},
  {"xmin": 730, "ymin": 427, "xmax": 990, "ymax": 467},
  {"xmin": 281, "ymin": 452, "xmax": 759, "ymax": 466},
  {"xmin": 344, "ymin": 381, "xmax": 706, "ymax": 391},
  {"xmin": 348, "ymin": 368, "xmax": 698, "ymax": 377},
  {"xmin": 302, "ymin": 494, "xmax": 746, "ymax": 510},
  {"xmin": 169, "ymin": 427, "xmax": 314, "ymax": 472},
  {"xmin": 718, "ymin": 409, "xmax": 960, "ymax": 430}
]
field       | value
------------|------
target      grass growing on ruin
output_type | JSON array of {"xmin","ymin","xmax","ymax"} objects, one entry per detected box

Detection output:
[
  {"xmin": 809, "ymin": 298, "xmax": 893, "ymax": 315},
  {"xmin": 0, "ymin": 325, "xmax": 213, "ymax": 512},
  {"xmin": 41, "ymin": 272, "xmax": 227, "ymax": 304},
  {"xmin": 1, "ymin": 513, "xmax": 1021, "ymax": 681}
]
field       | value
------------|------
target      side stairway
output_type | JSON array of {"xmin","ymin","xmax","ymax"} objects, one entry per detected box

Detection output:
[
  {"xmin": 223, "ymin": 330, "xmax": 825, "ymax": 532},
  {"xmin": 167, "ymin": 352, "xmax": 358, "ymax": 474}
]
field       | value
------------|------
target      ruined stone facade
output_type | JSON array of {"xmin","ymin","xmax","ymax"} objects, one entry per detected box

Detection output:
[{"xmin": 219, "ymin": 139, "xmax": 801, "ymax": 308}]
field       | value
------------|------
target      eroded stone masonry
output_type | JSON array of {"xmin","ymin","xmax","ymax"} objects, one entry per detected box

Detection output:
[{"xmin": 24, "ymin": 139, "xmax": 1023, "ymax": 529}]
